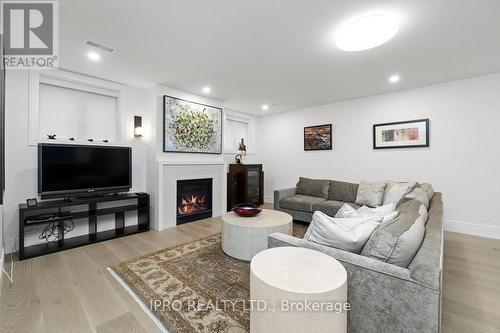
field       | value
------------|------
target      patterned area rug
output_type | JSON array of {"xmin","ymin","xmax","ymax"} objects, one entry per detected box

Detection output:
[{"xmin": 110, "ymin": 222, "xmax": 308, "ymax": 333}]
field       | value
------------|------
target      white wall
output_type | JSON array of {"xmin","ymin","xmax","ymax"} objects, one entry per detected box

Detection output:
[
  {"xmin": 39, "ymin": 83, "xmax": 118, "ymax": 142},
  {"xmin": 258, "ymin": 73, "xmax": 500, "ymax": 239},
  {"xmin": 3, "ymin": 71, "xmax": 150, "ymax": 251}
]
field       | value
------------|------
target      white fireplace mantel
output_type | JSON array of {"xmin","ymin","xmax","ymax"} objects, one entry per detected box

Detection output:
[{"xmin": 155, "ymin": 160, "xmax": 226, "ymax": 230}]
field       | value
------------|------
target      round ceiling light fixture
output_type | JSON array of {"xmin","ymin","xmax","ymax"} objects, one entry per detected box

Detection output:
[
  {"xmin": 261, "ymin": 104, "xmax": 269, "ymax": 111},
  {"xmin": 87, "ymin": 51, "xmax": 101, "ymax": 61},
  {"xmin": 389, "ymin": 74, "xmax": 400, "ymax": 83},
  {"xmin": 202, "ymin": 86, "xmax": 211, "ymax": 93},
  {"xmin": 335, "ymin": 12, "xmax": 399, "ymax": 52}
]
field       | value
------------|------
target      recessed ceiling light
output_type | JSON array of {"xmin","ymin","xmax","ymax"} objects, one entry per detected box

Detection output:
[
  {"xmin": 202, "ymin": 86, "xmax": 211, "ymax": 93},
  {"xmin": 389, "ymin": 74, "xmax": 400, "ymax": 83},
  {"xmin": 335, "ymin": 13, "xmax": 399, "ymax": 52},
  {"xmin": 262, "ymin": 104, "xmax": 269, "ymax": 110},
  {"xmin": 87, "ymin": 52, "xmax": 100, "ymax": 61}
]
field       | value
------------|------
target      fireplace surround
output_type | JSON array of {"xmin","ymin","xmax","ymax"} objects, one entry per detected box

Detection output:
[
  {"xmin": 177, "ymin": 178, "xmax": 213, "ymax": 224},
  {"xmin": 156, "ymin": 161, "xmax": 225, "ymax": 231}
]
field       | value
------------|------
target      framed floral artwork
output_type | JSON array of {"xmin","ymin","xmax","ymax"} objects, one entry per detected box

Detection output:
[
  {"xmin": 163, "ymin": 96, "xmax": 222, "ymax": 154},
  {"xmin": 373, "ymin": 119, "xmax": 429, "ymax": 149}
]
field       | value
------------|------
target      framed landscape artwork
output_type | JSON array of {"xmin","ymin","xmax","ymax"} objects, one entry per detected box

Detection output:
[
  {"xmin": 163, "ymin": 96, "xmax": 222, "ymax": 154},
  {"xmin": 373, "ymin": 119, "xmax": 429, "ymax": 149},
  {"xmin": 304, "ymin": 124, "xmax": 332, "ymax": 151}
]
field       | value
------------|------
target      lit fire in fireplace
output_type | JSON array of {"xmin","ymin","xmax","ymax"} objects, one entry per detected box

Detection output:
[{"xmin": 178, "ymin": 194, "xmax": 207, "ymax": 215}]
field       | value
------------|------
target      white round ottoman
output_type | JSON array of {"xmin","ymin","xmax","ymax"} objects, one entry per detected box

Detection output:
[
  {"xmin": 221, "ymin": 209, "xmax": 293, "ymax": 261},
  {"xmin": 250, "ymin": 247, "xmax": 348, "ymax": 333}
]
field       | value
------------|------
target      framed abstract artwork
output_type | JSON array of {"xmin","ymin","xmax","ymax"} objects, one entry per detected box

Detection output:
[
  {"xmin": 373, "ymin": 119, "xmax": 429, "ymax": 149},
  {"xmin": 304, "ymin": 124, "xmax": 332, "ymax": 151},
  {"xmin": 163, "ymin": 96, "xmax": 222, "ymax": 154}
]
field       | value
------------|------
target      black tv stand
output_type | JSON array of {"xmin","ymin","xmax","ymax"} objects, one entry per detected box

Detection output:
[
  {"xmin": 60, "ymin": 192, "xmax": 126, "ymax": 202},
  {"xmin": 18, "ymin": 193, "xmax": 150, "ymax": 260}
]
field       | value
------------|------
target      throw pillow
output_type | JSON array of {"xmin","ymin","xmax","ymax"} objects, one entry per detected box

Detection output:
[
  {"xmin": 419, "ymin": 183, "xmax": 435, "ymax": 202},
  {"xmin": 296, "ymin": 177, "xmax": 330, "ymax": 199},
  {"xmin": 355, "ymin": 181, "xmax": 387, "ymax": 207},
  {"xmin": 304, "ymin": 211, "xmax": 383, "ymax": 253},
  {"xmin": 328, "ymin": 180, "xmax": 359, "ymax": 202},
  {"xmin": 382, "ymin": 181, "xmax": 417, "ymax": 206},
  {"xmin": 402, "ymin": 190, "xmax": 430, "ymax": 209},
  {"xmin": 335, "ymin": 203, "xmax": 398, "ymax": 222},
  {"xmin": 361, "ymin": 203, "xmax": 427, "ymax": 267},
  {"xmin": 334, "ymin": 203, "xmax": 359, "ymax": 218},
  {"xmin": 356, "ymin": 203, "xmax": 399, "ymax": 222},
  {"xmin": 400, "ymin": 183, "xmax": 434, "ymax": 209}
]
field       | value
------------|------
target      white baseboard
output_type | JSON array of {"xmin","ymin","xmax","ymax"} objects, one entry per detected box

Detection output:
[{"xmin": 444, "ymin": 219, "xmax": 500, "ymax": 240}]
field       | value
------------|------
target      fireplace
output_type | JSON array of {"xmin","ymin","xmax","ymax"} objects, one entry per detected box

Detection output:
[{"xmin": 176, "ymin": 178, "xmax": 213, "ymax": 225}]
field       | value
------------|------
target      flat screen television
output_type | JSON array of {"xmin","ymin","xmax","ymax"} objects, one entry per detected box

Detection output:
[{"xmin": 38, "ymin": 143, "xmax": 132, "ymax": 199}]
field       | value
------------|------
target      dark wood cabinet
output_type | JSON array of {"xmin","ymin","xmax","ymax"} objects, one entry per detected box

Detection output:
[{"xmin": 227, "ymin": 164, "xmax": 264, "ymax": 211}]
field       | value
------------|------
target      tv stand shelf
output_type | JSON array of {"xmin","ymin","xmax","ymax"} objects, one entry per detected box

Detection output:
[{"xmin": 19, "ymin": 193, "xmax": 150, "ymax": 260}]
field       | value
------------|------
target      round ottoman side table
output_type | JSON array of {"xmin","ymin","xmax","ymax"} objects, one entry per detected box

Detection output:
[
  {"xmin": 221, "ymin": 209, "xmax": 293, "ymax": 261},
  {"xmin": 250, "ymin": 247, "xmax": 348, "ymax": 333}
]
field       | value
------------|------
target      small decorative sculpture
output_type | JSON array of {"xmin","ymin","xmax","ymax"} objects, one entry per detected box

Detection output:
[
  {"xmin": 235, "ymin": 154, "xmax": 243, "ymax": 164},
  {"xmin": 88, "ymin": 139, "xmax": 93, "ymax": 142},
  {"xmin": 68, "ymin": 137, "xmax": 75, "ymax": 141},
  {"xmin": 102, "ymin": 139, "xmax": 109, "ymax": 143},
  {"xmin": 239, "ymin": 138, "xmax": 247, "ymax": 152},
  {"xmin": 47, "ymin": 134, "xmax": 56, "ymax": 140}
]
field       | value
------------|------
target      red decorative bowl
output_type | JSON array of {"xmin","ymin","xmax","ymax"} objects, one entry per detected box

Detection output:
[{"xmin": 232, "ymin": 203, "xmax": 262, "ymax": 217}]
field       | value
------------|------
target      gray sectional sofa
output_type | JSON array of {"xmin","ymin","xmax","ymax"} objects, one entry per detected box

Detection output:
[
  {"xmin": 275, "ymin": 178, "xmax": 361, "ymax": 222},
  {"xmin": 270, "ymin": 178, "xmax": 443, "ymax": 333}
]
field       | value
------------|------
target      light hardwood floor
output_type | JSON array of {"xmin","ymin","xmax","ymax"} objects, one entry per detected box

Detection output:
[{"xmin": 1, "ymin": 215, "xmax": 499, "ymax": 333}]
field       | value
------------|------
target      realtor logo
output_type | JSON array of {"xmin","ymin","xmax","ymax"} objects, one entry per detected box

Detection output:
[{"xmin": 1, "ymin": 1, "xmax": 58, "ymax": 69}]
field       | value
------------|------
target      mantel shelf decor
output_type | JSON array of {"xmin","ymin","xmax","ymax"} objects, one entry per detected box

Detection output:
[{"xmin": 163, "ymin": 96, "xmax": 222, "ymax": 154}]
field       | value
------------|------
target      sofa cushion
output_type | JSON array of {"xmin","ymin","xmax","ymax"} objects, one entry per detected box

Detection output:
[
  {"xmin": 361, "ymin": 199, "xmax": 427, "ymax": 267},
  {"xmin": 355, "ymin": 181, "xmax": 387, "ymax": 207},
  {"xmin": 313, "ymin": 200, "xmax": 358, "ymax": 216},
  {"xmin": 304, "ymin": 211, "xmax": 383, "ymax": 253},
  {"xmin": 400, "ymin": 183, "xmax": 434, "ymax": 209},
  {"xmin": 334, "ymin": 203, "xmax": 358, "ymax": 218},
  {"xmin": 336, "ymin": 203, "xmax": 399, "ymax": 222},
  {"xmin": 382, "ymin": 181, "xmax": 417, "ymax": 206},
  {"xmin": 356, "ymin": 204, "xmax": 399, "ymax": 222},
  {"xmin": 328, "ymin": 180, "xmax": 359, "ymax": 202},
  {"xmin": 279, "ymin": 195, "xmax": 326, "ymax": 212},
  {"xmin": 419, "ymin": 183, "xmax": 435, "ymax": 202},
  {"xmin": 296, "ymin": 177, "xmax": 330, "ymax": 199},
  {"xmin": 397, "ymin": 198, "xmax": 423, "ymax": 214}
]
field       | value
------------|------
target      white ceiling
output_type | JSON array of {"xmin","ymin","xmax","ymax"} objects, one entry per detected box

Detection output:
[{"xmin": 59, "ymin": 0, "xmax": 500, "ymax": 115}]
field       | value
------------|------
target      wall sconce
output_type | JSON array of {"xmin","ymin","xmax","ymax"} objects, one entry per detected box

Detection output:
[{"xmin": 134, "ymin": 116, "xmax": 143, "ymax": 137}]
